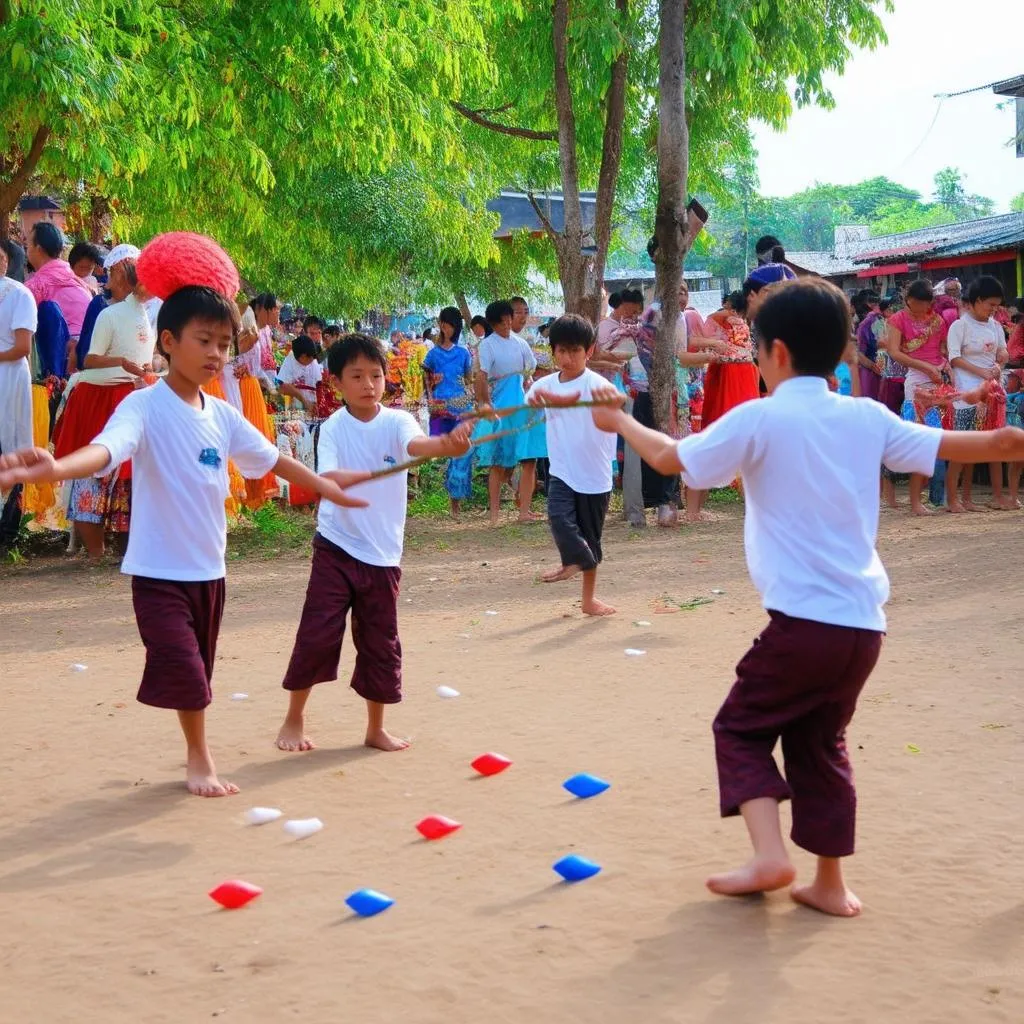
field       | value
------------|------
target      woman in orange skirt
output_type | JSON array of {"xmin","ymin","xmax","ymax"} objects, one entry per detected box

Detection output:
[
  {"xmin": 701, "ymin": 291, "xmax": 761, "ymax": 428},
  {"xmin": 53, "ymin": 253, "xmax": 154, "ymax": 557}
]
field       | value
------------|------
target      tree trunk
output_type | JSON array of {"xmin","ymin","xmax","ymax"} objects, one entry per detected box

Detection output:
[
  {"xmin": 455, "ymin": 290, "xmax": 472, "ymax": 325},
  {"xmin": 88, "ymin": 195, "xmax": 113, "ymax": 244},
  {"xmin": 584, "ymin": 0, "xmax": 631, "ymax": 327},
  {"xmin": 650, "ymin": 0, "xmax": 689, "ymax": 434},
  {"xmin": 551, "ymin": 0, "xmax": 586, "ymax": 315},
  {"xmin": 0, "ymin": 124, "xmax": 52, "ymax": 240}
]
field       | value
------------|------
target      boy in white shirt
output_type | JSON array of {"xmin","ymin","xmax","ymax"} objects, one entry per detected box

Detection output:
[
  {"xmin": 275, "ymin": 333, "xmax": 473, "ymax": 754},
  {"xmin": 527, "ymin": 315, "xmax": 617, "ymax": 616},
  {"xmin": 276, "ymin": 333, "xmax": 322, "ymax": 413},
  {"xmin": 584, "ymin": 277, "xmax": 1024, "ymax": 917},
  {"xmin": 0, "ymin": 234, "xmax": 367, "ymax": 798}
]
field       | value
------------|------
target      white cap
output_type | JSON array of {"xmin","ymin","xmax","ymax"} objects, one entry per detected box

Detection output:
[{"xmin": 102, "ymin": 243, "xmax": 141, "ymax": 270}]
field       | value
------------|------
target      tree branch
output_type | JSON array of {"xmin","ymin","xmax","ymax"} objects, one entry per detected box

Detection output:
[
  {"xmin": 526, "ymin": 190, "xmax": 559, "ymax": 241},
  {"xmin": 0, "ymin": 124, "xmax": 53, "ymax": 222},
  {"xmin": 451, "ymin": 102, "xmax": 557, "ymax": 141}
]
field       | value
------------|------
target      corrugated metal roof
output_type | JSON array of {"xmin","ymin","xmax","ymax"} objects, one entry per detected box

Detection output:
[
  {"xmin": 785, "ymin": 251, "xmax": 861, "ymax": 277},
  {"xmin": 850, "ymin": 213, "xmax": 1024, "ymax": 264}
]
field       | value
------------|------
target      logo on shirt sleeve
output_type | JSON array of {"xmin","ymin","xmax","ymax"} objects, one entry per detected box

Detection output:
[
  {"xmin": 198, "ymin": 448, "xmax": 223, "ymax": 469},
  {"xmin": 383, "ymin": 455, "xmax": 397, "ymax": 466}
]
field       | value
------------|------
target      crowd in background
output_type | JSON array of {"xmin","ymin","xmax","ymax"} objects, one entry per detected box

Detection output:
[{"xmin": 3, "ymin": 222, "xmax": 1024, "ymax": 555}]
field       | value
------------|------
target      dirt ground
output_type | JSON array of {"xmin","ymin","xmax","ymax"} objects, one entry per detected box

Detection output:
[{"xmin": 0, "ymin": 505, "xmax": 1021, "ymax": 1024}]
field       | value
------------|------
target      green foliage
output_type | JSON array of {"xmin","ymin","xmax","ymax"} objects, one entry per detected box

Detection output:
[{"xmin": 1011, "ymin": 193, "xmax": 1024, "ymax": 214}]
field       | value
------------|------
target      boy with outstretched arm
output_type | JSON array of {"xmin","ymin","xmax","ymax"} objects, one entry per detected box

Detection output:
[
  {"xmin": 275, "ymin": 333, "xmax": 473, "ymax": 754},
  {"xmin": 586, "ymin": 277, "xmax": 1024, "ymax": 916},
  {"xmin": 0, "ymin": 235, "xmax": 367, "ymax": 798}
]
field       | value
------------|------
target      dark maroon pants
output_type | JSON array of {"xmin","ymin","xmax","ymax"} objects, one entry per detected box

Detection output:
[
  {"xmin": 132, "ymin": 576, "xmax": 226, "ymax": 711},
  {"xmin": 713, "ymin": 610, "xmax": 883, "ymax": 858},
  {"xmin": 282, "ymin": 533, "xmax": 402, "ymax": 704}
]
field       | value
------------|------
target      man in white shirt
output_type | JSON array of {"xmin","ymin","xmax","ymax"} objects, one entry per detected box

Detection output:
[{"xmin": 585, "ymin": 276, "xmax": 1024, "ymax": 918}]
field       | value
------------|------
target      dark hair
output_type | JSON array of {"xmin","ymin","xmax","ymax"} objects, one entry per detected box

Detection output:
[
  {"xmin": 724, "ymin": 289, "xmax": 747, "ymax": 315},
  {"xmin": 607, "ymin": 290, "xmax": 623, "ymax": 310},
  {"xmin": 31, "ymin": 221, "xmax": 64, "ymax": 259},
  {"xmin": 485, "ymin": 300, "xmax": 514, "ymax": 326},
  {"xmin": 510, "ymin": 295, "xmax": 528, "ymax": 309},
  {"xmin": 754, "ymin": 235, "xmax": 782, "ymax": 257},
  {"xmin": 0, "ymin": 237, "xmax": 18, "ymax": 265},
  {"xmin": 68, "ymin": 241, "xmax": 103, "ymax": 269},
  {"xmin": 156, "ymin": 286, "xmax": 241, "ymax": 358},
  {"xmin": 548, "ymin": 313, "xmax": 595, "ymax": 351},
  {"xmin": 621, "ymin": 288, "xmax": 644, "ymax": 306},
  {"xmin": 291, "ymin": 334, "xmax": 318, "ymax": 361},
  {"xmin": 327, "ymin": 332, "xmax": 387, "ymax": 376},
  {"xmin": 251, "ymin": 292, "xmax": 278, "ymax": 312},
  {"xmin": 879, "ymin": 298, "xmax": 893, "ymax": 314},
  {"xmin": 754, "ymin": 278, "xmax": 851, "ymax": 378},
  {"xmin": 324, "ymin": 323, "xmax": 341, "ymax": 338},
  {"xmin": 470, "ymin": 315, "xmax": 489, "ymax": 333},
  {"xmin": 965, "ymin": 275, "xmax": 1003, "ymax": 305},
  {"xmin": 438, "ymin": 306, "xmax": 463, "ymax": 343},
  {"xmin": 742, "ymin": 276, "xmax": 768, "ymax": 298},
  {"xmin": 905, "ymin": 279, "xmax": 934, "ymax": 303},
  {"xmin": 302, "ymin": 314, "xmax": 325, "ymax": 331}
]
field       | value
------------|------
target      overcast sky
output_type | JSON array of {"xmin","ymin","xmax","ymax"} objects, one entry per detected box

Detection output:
[{"xmin": 751, "ymin": 0, "xmax": 1024, "ymax": 210}]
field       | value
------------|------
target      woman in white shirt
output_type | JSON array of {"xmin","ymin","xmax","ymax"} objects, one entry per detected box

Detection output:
[
  {"xmin": 52, "ymin": 253, "xmax": 155, "ymax": 557},
  {"xmin": 0, "ymin": 240, "xmax": 37, "ymax": 532},
  {"xmin": 946, "ymin": 275, "xmax": 1010, "ymax": 512}
]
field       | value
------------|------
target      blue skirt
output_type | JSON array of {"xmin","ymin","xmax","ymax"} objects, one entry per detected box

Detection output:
[{"xmin": 474, "ymin": 374, "xmax": 547, "ymax": 468}]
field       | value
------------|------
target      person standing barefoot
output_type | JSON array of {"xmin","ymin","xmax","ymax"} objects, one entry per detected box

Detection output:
[
  {"xmin": 527, "ymin": 315, "xmax": 618, "ymax": 618},
  {"xmin": 589, "ymin": 277, "xmax": 1024, "ymax": 916},
  {"xmin": 276, "ymin": 334, "xmax": 472, "ymax": 754}
]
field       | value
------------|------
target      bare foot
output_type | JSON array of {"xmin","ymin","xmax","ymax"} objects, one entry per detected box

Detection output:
[
  {"xmin": 275, "ymin": 718, "xmax": 316, "ymax": 752},
  {"xmin": 910, "ymin": 504, "xmax": 936, "ymax": 517},
  {"xmin": 517, "ymin": 511, "xmax": 545, "ymax": 523},
  {"xmin": 185, "ymin": 752, "xmax": 238, "ymax": 798},
  {"xmin": 581, "ymin": 598, "xmax": 617, "ymax": 617},
  {"xmin": 963, "ymin": 501, "xmax": 989, "ymax": 512},
  {"xmin": 990, "ymin": 498, "xmax": 1017, "ymax": 511},
  {"xmin": 489, "ymin": 514, "xmax": 501, "ymax": 527},
  {"xmin": 365, "ymin": 728, "xmax": 410, "ymax": 752},
  {"xmin": 706, "ymin": 857, "xmax": 796, "ymax": 896},
  {"xmin": 791, "ymin": 881, "xmax": 862, "ymax": 918},
  {"xmin": 684, "ymin": 510, "xmax": 713, "ymax": 524},
  {"xmin": 947, "ymin": 502, "xmax": 965, "ymax": 514},
  {"xmin": 541, "ymin": 564, "xmax": 583, "ymax": 583}
]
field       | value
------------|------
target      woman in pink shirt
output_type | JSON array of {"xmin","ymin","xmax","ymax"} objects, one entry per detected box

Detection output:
[
  {"xmin": 883, "ymin": 279, "xmax": 949, "ymax": 516},
  {"xmin": 25, "ymin": 222, "xmax": 92, "ymax": 343}
]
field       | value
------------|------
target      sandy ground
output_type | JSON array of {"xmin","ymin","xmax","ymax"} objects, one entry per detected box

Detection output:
[{"xmin": 0, "ymin": 506, "xmax": 1021, "ymax": 1024}]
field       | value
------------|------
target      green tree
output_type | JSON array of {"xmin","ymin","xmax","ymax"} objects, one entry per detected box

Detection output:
[
  {"xmin": 1009, "ymin": 192, "xmax": 1024, "ymax": 213},
  {"xmin": 0, "ymin": 0, "xmax": 501, "ymax": 311},
  {"xmin": 932, "ymin": 167, "xmax": 995, "ymax": 221},
  {"xmin": 452, "ymin": 0, "xmax": 890, "ymax": 322}
]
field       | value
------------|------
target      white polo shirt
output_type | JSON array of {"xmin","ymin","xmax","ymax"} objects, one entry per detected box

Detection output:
[{"xmin": 676, "ymin": 376, "xmax": 941, "ymax": 631}]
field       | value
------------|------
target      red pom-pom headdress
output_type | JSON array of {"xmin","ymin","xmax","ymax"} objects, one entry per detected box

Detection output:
[{"xmin": 136, "ymin": 232, "xmax": 240, "ymax": 302}]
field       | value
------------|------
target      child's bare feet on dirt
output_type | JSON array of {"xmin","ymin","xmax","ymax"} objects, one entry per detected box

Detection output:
[
  {"xmin": 989, "ymin": 498, "xmax": 1017, "ymax": 511},
  {"xmin": 517, "ymin": 511, "xmax": 545, "ymax": 524},
  {"xmin": 963, "ymin": 501, "xmax": 988, "ymax": 512},
  {"xmin": 910, "ymin": 503, "xmax": 936, "ymax": 517},
  {"xmin": 581, "ymin": 598, "xmax": 617, "ymax": 617},
  {"xmin": 276, "ymin": 718, "xmax": 316, "ymax": 752},
  {"xmin": 947, "ymin": 501, "xmax": 965, "ymax": 514},
  {"xmin": 791, "ymin": 881, "xmax": 862, "ymax": 917},
  {"xmin": 706, "ymin": 857, "xmax": 796, "ymax": 896},
  {"xmin": 541, "ymin": 564, "xmax": 582, "ymax": 583},
  {"xmin": 365, "ymin": 728, "xmax": 410, "ymax": 752},
  {"xmin": 186, "ymin": 752, "xmax": 239, "ymax": 797}
]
